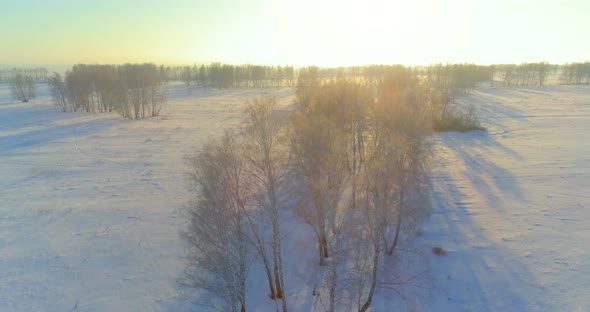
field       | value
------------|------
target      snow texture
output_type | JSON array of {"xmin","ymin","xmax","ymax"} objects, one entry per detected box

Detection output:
[
  {"xmin": 423, "ymin": 86, "xmax": 590, "ymax": 312},
  {"xmin": 1, "ymin": 83, "xmax": 589, "ymax": 311}
]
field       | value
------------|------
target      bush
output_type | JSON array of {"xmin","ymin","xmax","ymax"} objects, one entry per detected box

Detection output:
[
  {"xmin": 432, "ymin": 105, "xmax": 485, "ymax": 132},
  {"xmin": 10, "ymin": 73, "xmax": 36, "ymax": 103},
  {"xmin": 432, "ymin": 246, "xmax": 446, "ymax": 255}
]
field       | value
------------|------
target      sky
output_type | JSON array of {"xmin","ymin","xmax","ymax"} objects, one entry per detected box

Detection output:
[{"xmin": 1, "ymin": 0, "xmax": 589, "ymax": 67}]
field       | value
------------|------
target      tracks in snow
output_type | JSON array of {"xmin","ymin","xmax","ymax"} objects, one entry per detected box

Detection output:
[{"xmin": 73, "ymin": 125, "xmax": 131, "ymax": 170}]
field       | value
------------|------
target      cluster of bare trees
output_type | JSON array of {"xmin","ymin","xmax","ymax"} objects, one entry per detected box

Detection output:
[
  {"xmin": 398, "ymin": 63, "xmax": 488, "ymax": 132},
  {"xmin": 47, "ymin": 63, "xmax": 165, "ymax": 119},
  {"xmin": 497, "ymin": 62, "xmax": 553, "ymax": 86},
  {"xmin": 423, "ymin": 63, "xmax": 490, "ymax": 103},
  {"xmin": 0, "ymin": 67, "xmax": 47, "ymax": 83},
  {"xmin": 560, "ymin": 62, "xmax": 590, "ymax": 85},
  {"xmin": 161, "ymin": 63, "xmax": 296, "ymax": 88},
  {"xmin": 294, "ymin": 64, "xmax": 489, "ymax": 92},
  {"xmin": 183, "ymin": 72, "xmax": 433, "ymax": 311},
  {"xmin": 292, "ymin": 74, "xmax": 432, "ymax": 312},
  {"xmin": 295, "ymin": 64, "xmax": 489, "ymax": 129}
]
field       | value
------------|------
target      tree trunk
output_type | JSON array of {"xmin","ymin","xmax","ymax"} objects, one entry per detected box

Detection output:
[
  {"xmin": 328, "ymin": 263, "xmax": 337, "ymax": 312},
  {"xmin": 273, "ymin": 236, "xmax": 283, "ymax": 299},
  {"xmin": 352, "ymin": 135, "xmax": 357, "ymax": 208},
  {"xmin": 277, "ymin": 221, "xmax": 287, "ymax": 311},
  {"xmin": 264, "ymin": 259, "xmax": 276, "ymax": 299},
  {"xmin": 318, "ymin": 215, "xmax": 329, "ymax": 265},
  {"xmin": 318, "ymin": 239, "xmax": 326, "ymax": 266},
  {"xmin": 255, "ymin": 244, "xmax": 275, "ymax": 299},
  {"xmin": 358, "ymin": 248, "xmax": 379, "ymax": 312},
  {"xmin": 387, "ymin": 190, "xmax": 403, "ymax": 256}
]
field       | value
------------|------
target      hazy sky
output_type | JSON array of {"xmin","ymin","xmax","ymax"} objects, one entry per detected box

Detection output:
[{"xmin": 1, "ymin": 0, "xmax": 589, "ymax": 67}]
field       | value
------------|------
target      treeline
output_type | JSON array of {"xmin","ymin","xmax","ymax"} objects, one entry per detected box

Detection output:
[
  {"xmin": 183, "ymin": 71, "xmax": 439, "ymax": 311},
  {"xmin": 560, "ymin": 61, "xmax": 590, "ymax": 85},
  {"xmin": 0, "ymin": 67, "xmax": 48, "ymax": 83},
  {"xmin": 495, "ymin": 62, "xmax": 553, "ymax": 86},
  {"xmin": 6, "ymin": 61, "xmax": 590, "ymax": 89},
  {"xmin": 165, "ymin": 63, "xmax": 494, "ymax": 92},
  {"xmin": 48, "ymin": 63, "xmax": 165, "ymax": 119},
  {"xmin": 163, "ymin": 63, "xmax": 297, "ymax": 88},
  {"xmin": 422, "ymin": 63, "xmax": 490, "ymax": 102}
]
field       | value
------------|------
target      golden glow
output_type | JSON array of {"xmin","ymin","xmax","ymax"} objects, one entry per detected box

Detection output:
[{"xmin": 1, "ymin": 0, "xmax": 589, "ymax": 67}]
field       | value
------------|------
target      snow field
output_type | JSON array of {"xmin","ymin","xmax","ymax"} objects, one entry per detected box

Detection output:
[
  {"xmin": 1, "ymin": 82, "xmax": 589, "ymax": 311},
  {"xmin": 422, "ymin": 85, "xmax": 590, "ymax": 311}
]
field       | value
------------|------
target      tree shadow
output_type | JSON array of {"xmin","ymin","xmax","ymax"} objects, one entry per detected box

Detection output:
[
  {"xmin": 437, "ymin": 131, "xmax": 524, "ymax": 213},
  {"xmin": 0, "ymin": 103, "xmax": 120, "ymax": 156},
  {"xmin": 424, "ymin": 146, "xmax": 554, "ymax": 311},
  {"xmin": 461, "ymin": 88, "xmax": 529, "ymax": 121}
]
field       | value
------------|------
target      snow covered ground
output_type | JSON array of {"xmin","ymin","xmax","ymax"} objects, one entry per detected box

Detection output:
[
  {"xmin": 1, "ymin": 83, "xmax": 589, "ymax": 311},
  {"xmin": 0, "ymin": 83, "xmax": 294, "ymax": 311},
  {"xmin": 423, "ymin": 86, "xmax": 590, "ymax": 311}
]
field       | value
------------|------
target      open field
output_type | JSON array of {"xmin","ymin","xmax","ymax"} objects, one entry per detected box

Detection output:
[
  {"xmin": 423, "ymin": 85, "xmax": 590, "ymax": 311},
  {"xmin": 1, "ymin": 83, "xmax": 589, "ymax": 311},
  {"xmin": 0, "ymin": 84, "xmax": 295, "ymax": 311}
]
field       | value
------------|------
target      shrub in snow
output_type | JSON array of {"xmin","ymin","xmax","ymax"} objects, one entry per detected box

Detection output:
[
  {"xmin": 10, "ymin": 73, "xmax": 36, "ymax": 103},
  {"xmin": 432, "ymin": 247, "xmax": 446, "ymax": 256}
]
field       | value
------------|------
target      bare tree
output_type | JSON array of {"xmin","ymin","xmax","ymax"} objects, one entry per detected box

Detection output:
[
  {"xmin": 181, "ymin": 66, "xmax": 192, "ymax": 86},
  {"xmin": 284, "ymin": 66, "xmax": 295, "ymax": 86},
  {"xmin": 489, "ymin": 65, "xmax": 497, "ymax": 87},
  {"xmin": 242, "ymin": 95, "xmax": 289, "ymax": 311},
  {"xmin": 290, "ymin": 83, "xmax": 348, "ymax": 266},
  {"xmin": 182, "ymin": 131, "xmax": 251, "ymax": 312},
  {"xmin": 537, "ymin": 61, "xmax": 549, "ymax": 86},
  {"xmin": 47, "ymin": 72, "xmax": 68, "ymax": 111},
  {"xmin": 198, "ymin": 65, "xmax": 208, "ymax": 87},
  {"xmin": 10, "ymin": 73, "xmax": 36, "ymax": 102}
]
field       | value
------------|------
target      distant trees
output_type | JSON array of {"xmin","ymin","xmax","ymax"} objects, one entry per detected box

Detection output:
[
  {"xmin": 489, "ymin": 65, "xmax": 497, "ymax": 87},
  {"xmin": 537, "ymin": 61, "xmax": 550, "ymax": 86},
  {"xmin": 497, "ymin": 62, "xmax": 552, "ymax": 86},
  {"xmin": 60, "ymin": 63, "xmax": 165, "ymax": 119},
  {"xmin": 157, "ymin": 63, "xmax": 296, "ymax": 89},
  {"xmin": 181, "ymin": 66, "xmax": 193, "ymax": 86},
  {"xmin": 560, "ymin": 62, "xmax": 590, "ymax": 85},
  {"xmin": 10, "ymin": 73, "xmax": 36, "ymax": 103},
  {"xmin": 419, "ymin": 64, "xmax": 489, "ymax": 132},
  {"xmin": 0, "ymin": 67, "xmax": 47, "ymax": 83},
  {"xmin": 120, "ymin": 64, "xmax": 165, "ymax": 119},
  {"xmin": 424, "ymin": 63, "xmax": 490, "ymax": 104},
  {"xmin": 47, "ymin": 72, "xmax": 68, "ymax": 111},
  {"xmin": 198, "ymin": 65, "xmax": 207, "ymax": 86}
]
